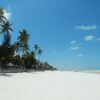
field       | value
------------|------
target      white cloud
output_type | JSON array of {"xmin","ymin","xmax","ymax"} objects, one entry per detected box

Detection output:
[
  {"xmin": 70, "ymin": 41, "xmax": 82, "ymax": 51},
  {"xmin": 75, "ymin": 25, "xmax": 97, "ymax": 30},
  {"xmin": 70, "ymin": 46, "xmax": 79, "ymax": 50},
  {"xmin": 3, "ymin": 9, "xmax": 11, "ymax": 20},
  {"xmin": 77, "ymin": 54, "xmax": 83, "ymax": 57},
  {"xmin": 70, "ymin": 41, "xmax": 77, "ymax": 45},
  {"xmin": 84, "ymin": 35, "xmax": 95, "ymax": 41},
  {"xmin": 3, "ymin": 5, "xmax": 11, "ymax": 20}
]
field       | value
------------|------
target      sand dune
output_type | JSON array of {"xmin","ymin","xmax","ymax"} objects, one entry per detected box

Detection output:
[{"xmin": 0, "ymin": 71, "xmax": 100, "ymax": 100}]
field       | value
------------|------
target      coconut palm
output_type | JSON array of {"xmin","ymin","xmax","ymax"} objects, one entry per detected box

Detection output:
[
  {"xmin": 33, "ymin": 44, "xmax": 39, "ymax": 56},
  {"xmin": 1, "ymin": 21, "xmax": 13, "ymax": 47},
  {"xmin": 0, "ymin": 8, "xmax": 6, "ymax": 24},
  {"xmin": 18, "ymin": 29, "xmax": 30, "ymax": 54},
  {"xmin": 38, "ymin": 49, "xmax": 43, "ymax": 61}
]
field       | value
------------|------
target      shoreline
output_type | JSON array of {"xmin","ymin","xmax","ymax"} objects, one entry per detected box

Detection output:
[
  {"xmin": 59, "ymin": 69, "xmax": 100, "ymax": 73},
  {"xmin": 0, "ymin": 70, "xmax": 100, "ymax": 76}
]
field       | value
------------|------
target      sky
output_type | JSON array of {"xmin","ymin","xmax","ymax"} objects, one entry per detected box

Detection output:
[{"xmin": 0, "ymin": 0, "xmax": 100, "ymax": 70}]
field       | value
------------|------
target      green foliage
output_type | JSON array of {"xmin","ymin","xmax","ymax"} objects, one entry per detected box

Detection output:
[
  {"xmin": 0, "ymin": 7, "xmax": 56, "ymax": 71},
  {"xmin": 17, "ymin": 29, "xmax": 30, "ymax": 54},
  {"xmin": 11, "ymin": 55, "xmax": 24, "ymax": 65},
  {"xmin": 0, "ymin": 45, "xmax": 14, "ymax": 63},
  {"xmin": 1, "ymin": 21, "xmax": 13, "ymax": 47},
  {"xmin": 0, "ymin": 7, "xmax": 6, "ymax": 24},
  {"xmin": 22, "ymin": 51, "xmax": 36, "ymax": 69}
]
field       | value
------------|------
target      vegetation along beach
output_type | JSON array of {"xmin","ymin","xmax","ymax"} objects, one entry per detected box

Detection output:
[{"xmin": 0, "ymin": 0, "xmax": 100, "ymax": 100}]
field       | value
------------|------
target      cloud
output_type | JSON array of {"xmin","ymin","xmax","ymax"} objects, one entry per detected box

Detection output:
[
  {"xmin": 77, "ymin": 54, "xmax": 83, "ymax": 57},
  {"xmin": 70, "ymin": 46, "xmax": 79, "ymax": 50},
  {"xmin": 84, "ymin": 35, "xmax": 95, "ymax": 41},
  {"xmin": 70, "ymin": 41, "xmax": 82, "ymax": 51},
  {"xmin": 75, "ymin": 25, "xmax": 97, "ymax": 30},
  {"xmin": 70, "ymin": 41, "xmax": 77, "ymax": 45},
  {"xmin": 84, "ymin": 35, "xmax": 100, "ymax": 42},
  {"xmin": 3, "ymin": 6, "xmax": 11, "ymax": 20},
  {"xmin": 3, "ymin": 10, "xmax": 11, "ymax": 20}
]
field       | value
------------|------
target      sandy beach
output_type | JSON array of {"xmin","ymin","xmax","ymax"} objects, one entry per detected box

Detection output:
[{"xmin": 0, "ymin": 71, "xmax": 100, "ymax": 100}]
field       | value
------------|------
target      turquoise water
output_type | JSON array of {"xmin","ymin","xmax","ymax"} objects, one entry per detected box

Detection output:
[{"xmin": 60, "ymin": 66, "xmax": 100, "ymax": 71}]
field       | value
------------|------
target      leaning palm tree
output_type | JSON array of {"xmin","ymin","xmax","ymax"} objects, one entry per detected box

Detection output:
[
  {"xmin": 33, "ymin": 44, "xmax": 39, "ymax": 56},
  {"xmin": 0, "ymin": 8, "xmax": 6, "ymax": 24},
  {"xmin": 17, "ymin": 29, "xmax": 30, "ymax": 54},
  {"xmin": 1, "ymin": 21, "xmax": 13, "ymax": 47},
  {"xmin": 38, "ymin": 49, "xmax": 43, "ymax": 61}
]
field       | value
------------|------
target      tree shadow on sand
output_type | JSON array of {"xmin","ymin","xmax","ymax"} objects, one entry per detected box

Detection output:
[{"xmin": 0, "ymin": 73, "xmax": 12, "ymax": 77}]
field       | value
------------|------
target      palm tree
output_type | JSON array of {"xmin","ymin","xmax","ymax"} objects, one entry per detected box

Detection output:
[
  {"xmin": 0, "ymin": 8, "xmax": 6, "ymax": 24},
  {"xmin": 18, "ymin": 29, "xmax": 30, "ymax": 54},
  {"xmin": 33, "ymin": 44, "xmax": 39, "ymax": 56},
  {"xmin": 13, "ymin": 42, "xmax": 20, "ymax": 55},
  {"xmin": 1, "ymin": 21, "xmax": 13, "ymax": 47},
  {"xmin": 38, "ymin": 49, "xmax": 43, "ymax": 61}
]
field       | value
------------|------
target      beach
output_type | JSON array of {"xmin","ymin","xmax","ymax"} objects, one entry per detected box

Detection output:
[{"xmin": 0, "ymin": 71, "xmax": 100, "ymax": 100}]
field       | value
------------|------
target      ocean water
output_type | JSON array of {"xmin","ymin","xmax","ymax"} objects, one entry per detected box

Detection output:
[{"xmin": 60, "ymin": 66, "xmax": 100, "ymax": 72}]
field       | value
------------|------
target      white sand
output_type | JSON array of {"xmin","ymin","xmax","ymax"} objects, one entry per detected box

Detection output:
[{"xmin": 0, "ymin": 71, "xmax": 100, "ymax": 100}]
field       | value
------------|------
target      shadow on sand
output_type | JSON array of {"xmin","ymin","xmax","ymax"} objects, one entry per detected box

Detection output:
[
  {"xmin": 0, "ymin": 73, "xmax": 12, "ymax": 77},
  {"xmin": 0, "ymin": 69, "xmax": 42, "ymax": 77}
]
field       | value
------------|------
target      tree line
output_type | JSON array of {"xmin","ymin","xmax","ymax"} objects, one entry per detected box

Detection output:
[{"xmin": 0, "ymin": 7, "xmax": 56, "ymax": 72}]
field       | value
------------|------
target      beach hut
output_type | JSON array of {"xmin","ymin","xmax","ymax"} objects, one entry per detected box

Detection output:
[{"xmin": 7, "ymin": 62, "xmax": 14, "ymax": 67}]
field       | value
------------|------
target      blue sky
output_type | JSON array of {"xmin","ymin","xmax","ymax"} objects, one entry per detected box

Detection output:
[{"xmin": 0, "ymin": 0, "xmax": 100, "ymax": 70}]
